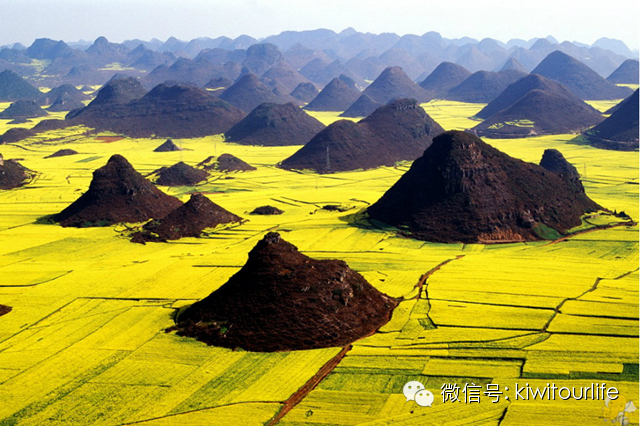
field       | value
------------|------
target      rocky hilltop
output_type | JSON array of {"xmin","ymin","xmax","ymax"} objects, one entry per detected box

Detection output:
[
  {"xmin": 281, "ymin": 98, "xmax": 443, "ymax": 173},
  {"xmin": 0, "ymin": 100, "xmax": 48, "ymax": 119},
  {"xmin": 531, "ymin": 51, "xmax": 632, "ymax": 100},
  {"xmin": 54, "ymin": 154, "xmax": 182, "ymax": 226},
  {"xmin": 173, "ymin": 232, "xmax": 397, "ymax": 351},
  {"xmin": 225, "ymin": 102, "xmax": 325, "ymax": 146},
  {"xmin": 367, "ymin": 131, "xmax": 601, "ymax": 243},
  {"xmin": 70, "ymin": 81, "xmax": 245, "ymax": 138},
  {"xmin": 0, "ymin": 154, "xmax": 35, "ymax": 190},
  {"xmin": 304, "ymin": 76, "xmax": 361, "ymax": 111},
  {"xmin": 363, "ymin": 66, "xmax": 431, "ymax": 104},
  {"xmin": 418, "ymin": 62, "xmax": 471, "ymax": 97},
  {"xmin": 132, "ymin": 193, "xmax": 241, "ymax": 243},
  {"xmin": 0, "ymin": 70, "xmax": 42, "ymax": 102},
  {"xmin": 583, "ymin": 89, "xmax": 639, "ymax": 151},
  {"xmin": 473, "ymin": 87, "xmax": 603, "ymax": 138}
]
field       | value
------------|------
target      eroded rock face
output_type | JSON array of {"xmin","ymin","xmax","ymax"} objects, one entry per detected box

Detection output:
[
  {"xmin": 540, "ymin": 149, "xmax": 580, "ymax": 180},
  {"xmin": 131, "ymin": 193, "xmax": 241, "ymax": 243},
  {"xmin": 54, "ymin": 154, "xmax": 182, "ymax": 227},
  {"xmin": 367, "ymin": 131, "xmax": 601, "ymax": 243},
  {"xmin": 174, "ymin": 232, "xmax": 398, "ymax": 352}
]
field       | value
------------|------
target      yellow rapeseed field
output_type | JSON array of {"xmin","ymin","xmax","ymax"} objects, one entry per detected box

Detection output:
[{"xmin": 0, "ymin": 100, "xmax": 637, "ymax": 425}]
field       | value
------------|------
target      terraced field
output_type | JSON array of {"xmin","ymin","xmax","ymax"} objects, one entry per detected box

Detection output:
[{"xmin": 0, "ymin": 101, "xmax": 637, "ymax": 425}]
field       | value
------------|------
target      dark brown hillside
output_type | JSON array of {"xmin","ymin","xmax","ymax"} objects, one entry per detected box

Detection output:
[
  {"xmin": 70, "ymin": 83, "xmax": 245, "ymax": 138},
  {"xmin": 474, "ymin": 90, "xmax": 603, "ymax": 138},
  {"xmin": 151, "ymin": 162, "xmax": 209, "ymax": 186},
  {"xmin": 281, "ymin": 98, "xmax": 443, "ymax": 173},
  {"xmin": 197, "ymin": 154, "xmax": 256, "ymax": 172},
  {"xmin": 173, "ymin": 232, "xmax": 398, "ymax": 351},
  {"xmin": 53, "ymin": 154, "xmax": 183, "ymax": 227},
  {"xmin": 153, "ymin": 139, "xmax": 181, "ymax": 152},
  {"xmin": 583, "ymin": 89, "xmax": 639, "ymax": 151},
  {"xmin": 250, "ymin": 205, "xmax": 283, "ymax": 215},
  {"xmin": 0, "ymin": 119, "xmax": 69, "ymax": 144},
  {"xmin": 0, "ymin": 154, "xmax": 34, "ymax": 189},
  {"xmin": 132, "ymin": 193, "xmax": 241, "ymax": 243},
  {"xmin": 367, "ymin": 131, "xmax": 601, "ymax": 243},
  {"xmin": 45, "ymin": 149, "xmax": 78, "ymax": 158},
  {"xmin": 476, "ymin": 73, "xmax": 578, "ymax": 119},
  {"xmin": 0, "ymin": 128, "xmax": 35, "ymax": 143},
  {"xmin": 0, "ymin": 304, "xmax": 10, "ymax": 316},
  {"xmin": 225, "ymin": 102, "xmax": 325, "ymax": 146}
]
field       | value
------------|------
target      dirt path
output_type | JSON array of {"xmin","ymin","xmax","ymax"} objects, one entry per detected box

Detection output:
[{"xmin": 265, "ymin": 345, "xmax": 352, "ymax": 425}]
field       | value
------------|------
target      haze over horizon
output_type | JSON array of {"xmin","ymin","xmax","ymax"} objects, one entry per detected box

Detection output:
[{"xmin": 2, "ymin": 0, "xmax": 638, "ymax": 50}]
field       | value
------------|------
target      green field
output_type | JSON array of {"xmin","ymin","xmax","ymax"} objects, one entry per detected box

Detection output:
[{"xmin": 0, "ymin": 101, "xmax": 637, "ymax": 425}]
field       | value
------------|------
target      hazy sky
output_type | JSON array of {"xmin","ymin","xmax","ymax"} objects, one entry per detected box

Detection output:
[{"xmin": 1, "ymin": 0, "xmax": 638, "ymax": 50}]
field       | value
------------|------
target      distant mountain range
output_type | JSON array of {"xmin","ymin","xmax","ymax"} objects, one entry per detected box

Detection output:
[{"xmin": 0, "ymin": 30, "xmax": 637, "ymax": 89}]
